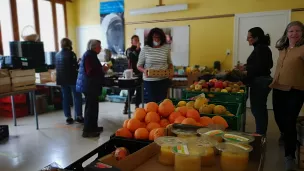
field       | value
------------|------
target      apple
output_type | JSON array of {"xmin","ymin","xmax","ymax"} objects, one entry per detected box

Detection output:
[
  {"xmin": 202, "ymin": 88, "xmax": 209, "ymax": 93},
  {"xmin": 221, "ymin": 89, "xmax": 228, "ymax": 93},
  {"xmin": 222, "ymin": 81, "xmax": 228, "ymax": 88},
  {"xmin": 208, "ymin": 82, "xmax": 215, "ymax": 88},
  {"xmin": 210, "ymin": 88, "xmax": 216, "ymax": 92},
  {"xmin": 201, "ymin": 83, "xmax": 208, "ymax": 88},
  {"xmin": 195, "ymin": 84, "xmax": 203, "ymax": 91},
  {"xmin": 225, "ymin": 87, "xmax": 232, "ymax": 92},
  {"xmin": 214, "ymin": 81, "xmax": 224, "ymax": 89},
  {"xmin": 215, "ymin": 88, "xmax": 221, "ymax": 92}
]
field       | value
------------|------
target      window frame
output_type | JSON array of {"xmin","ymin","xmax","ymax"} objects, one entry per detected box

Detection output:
[{"xmin": 2, "ymin": 0, "xmax": 69, "ymax": 52}]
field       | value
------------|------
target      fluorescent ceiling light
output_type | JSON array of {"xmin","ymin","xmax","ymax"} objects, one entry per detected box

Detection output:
[{"xmin": 129, "ymin": 4, "xmax": 188, "ymax": 16}]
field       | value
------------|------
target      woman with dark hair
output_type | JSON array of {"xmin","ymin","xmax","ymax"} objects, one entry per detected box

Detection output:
[
  {"xmin": 270, "ymin": 21, "xmax": 304, "ymax": 170},
  {"xmin": 245, "ymin": 27, "xmax": 273, "ymax": 135},
  {"xmin": 137, "ymin": 28, "xmax": 173, "ymax": 103},
  {"xmin": 56, "ymin": 38, "xmax": 84, "ymax": 124}
]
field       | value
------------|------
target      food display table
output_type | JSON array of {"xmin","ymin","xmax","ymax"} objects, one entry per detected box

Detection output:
[{"xmin": 0, "ymin": 88, "xmax": 39, "ymax": 130}]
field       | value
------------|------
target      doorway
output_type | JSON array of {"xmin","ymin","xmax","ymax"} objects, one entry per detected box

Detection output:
[{"xmin": 233, "ymin": 10, "xmax": 291, "ymax": 109}]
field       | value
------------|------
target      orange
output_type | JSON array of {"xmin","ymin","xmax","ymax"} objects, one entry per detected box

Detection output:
[
  {"xmin": 134, "ymin": 108, "xmax": 146, "ymax": 122},
  {"xmin": 158, "ymin": 101, "xmax": 175, "ymax": 117},
  {"xmin": 168, "ymin": 112, "xmax": 182, "ymax": 123},
  {"xmin": 145, "ymin": 102, "xmax": 158, "ymax": 113},
  {"xmin": 134, "ymin": 128, "xmax": 149, "ymax": 140},
  {"xmin": 145, "ymin": 112, "xmax": 161, "ymax": 124},
  {"xmin": 174, "ymin": 116, "xmax": 186, "ymax": 124},
  {"xmin": 149, "ymin": 129, "xmax": 157, "ymax": 140},
  {"xmin": 176, "ymin": 106, "xmax": 188, "ymax": 116},
  {"xmin": 139, "ymin": 122, "xmax": 147, "ymax": 128},
  {"xmin": 154, "ymin": 128, "xmax": 165, "ymax": 139},
  {"xmin": 181, "ymin": 118, "xmax": 197, "ymax": 126},
  {"xmin": 146, "ymin": 122, "xmax": 161, "ymax": 131},
  {"xmin": 212, "ymin": 116, "xmax": 229, "ymax": 128},
  {"xmin": 123, "ymin": 119, "xmax": 130, "ymax": 128},
  {"xmin": 160, "ymin": 119, "xmax": 170, "ymax": 128},
  {"xmin": 127, "ymin": 118, "xmax": 141, "ymax": 132},
  {"xmin": 186, "ymin": 109, "xmax": 200, "ymax": 122},
  {"xmin": 115, "ymin": 128, "xmax": 132, "ymax": 138},
  {"xmin": 200, "ymin": 116, "xmax": 214, "ymax": 127}
]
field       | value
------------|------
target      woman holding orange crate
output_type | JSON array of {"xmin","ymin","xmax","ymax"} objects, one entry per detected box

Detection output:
[{"xmin": 137, "ymin": 28, "xmax": 173, "ymax": 103}]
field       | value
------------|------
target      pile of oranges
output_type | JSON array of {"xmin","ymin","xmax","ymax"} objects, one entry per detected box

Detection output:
[{"xmin": 115, "ymin": 99, "xmax": 228, "ymax": 141}]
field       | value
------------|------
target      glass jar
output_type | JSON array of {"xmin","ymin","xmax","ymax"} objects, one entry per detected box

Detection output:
[
  {"xmin": 155, "ymin": 136, "xmax": 186, "ymax": 166},
  {"xmin": 172, "ymin": 128, "xmax": 197, "ymax": 140},
  {"xmin": 197, "ymin": 125, "xmax": 225, "ymax": 143},
  {"xmin": 216, "ymin": 142, "xmax": 253, "ymax": 171}
]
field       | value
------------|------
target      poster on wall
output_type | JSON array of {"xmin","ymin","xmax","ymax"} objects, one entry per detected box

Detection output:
[
  {"xmin": 136, "ymin": 26, "xmax": 189, "ymax": 66},
  {"xmin": 100, "ymin": 0, "xmax": 124, "ymax": 55}
]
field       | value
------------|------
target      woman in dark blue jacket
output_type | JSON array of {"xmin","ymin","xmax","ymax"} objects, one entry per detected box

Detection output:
[
  {"xmin": 55, "ymin": 38, "xmax": 83, "ymax": 125},
  {"xmin": 245, "ymin": 27, "xmax": 273, "ymax": 135}
]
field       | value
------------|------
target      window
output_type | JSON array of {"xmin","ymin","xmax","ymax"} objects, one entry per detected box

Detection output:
[
  {"xmin": 56, "ymin": 3, "xmax": 67, "ymax": 49},
  {"xmin": 38, "ymin": 0, "xmax": 55, "ymax": 52},
  {"xmin": 0, "ymin": 0, "xmax": 14, "ymax": 55},
  {"xmin": 16, "ymin": 0, "xmax": 35, "ymax": 41}
]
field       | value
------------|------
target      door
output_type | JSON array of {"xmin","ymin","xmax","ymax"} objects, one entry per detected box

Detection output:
[{"xmin": 234, "ymin": 10, "xmax": 291, "ymax": 109}]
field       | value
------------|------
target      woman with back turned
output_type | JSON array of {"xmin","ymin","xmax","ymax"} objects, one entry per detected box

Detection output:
[
  {"xmin": 270, "ymin": 21, "xmax": 304, "ymax": 171},
  {"xmin": 245, "ymin": 27, "xmax": 273, "ymax": 136}
]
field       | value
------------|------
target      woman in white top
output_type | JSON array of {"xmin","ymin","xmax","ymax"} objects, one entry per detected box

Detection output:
[{"xmin": 137, "ymin": 28, "xmax": 173, "ymax": 103}]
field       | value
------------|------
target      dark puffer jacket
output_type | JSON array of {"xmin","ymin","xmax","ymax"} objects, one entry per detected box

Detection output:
[
  {"xmin": 55, "ymin": 49, "xmax": 78, "ymax": 85},
  {"xmin": 76, "ymin": 50, "xmax": 104, "ymax": 94}
]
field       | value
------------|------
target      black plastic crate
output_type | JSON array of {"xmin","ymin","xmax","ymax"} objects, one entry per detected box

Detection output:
[
  {"xmin": 65, "ymin": 137, "xmax": 151, "ymax": 171},
  {"xmin": 0, "ymin": 125, "xmax": 9, "ymax": 141}
]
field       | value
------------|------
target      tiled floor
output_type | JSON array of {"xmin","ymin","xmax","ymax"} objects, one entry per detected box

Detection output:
[{"xmin": 0, "ymin": 102, "xmax": 299, "ymax": 171}]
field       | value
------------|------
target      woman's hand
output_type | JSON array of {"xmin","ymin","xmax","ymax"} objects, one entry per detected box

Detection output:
[
  {"xmin": 144, "ymin": 69, "xmax": 149, "ymax": 77},
  {"xmin": 103, "ymin": 64, "xmax": 109, "ymax": 72}
]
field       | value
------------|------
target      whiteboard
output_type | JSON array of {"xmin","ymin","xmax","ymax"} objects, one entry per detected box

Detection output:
[
  {"xmin": 135, "ymin": 26, "xmax": 190, "ymax": 66},
  {"xmin": 76, "ymin": 25, "xmax": 103, "ymax": 58}
]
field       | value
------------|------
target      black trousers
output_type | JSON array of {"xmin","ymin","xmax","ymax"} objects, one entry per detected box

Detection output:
[
  {"xmin": 125, "ymin": 86, "xmax": 142, "ymax": 108},
  {"xmin": 83, "ymin": 93, "xmax": 99, "ymax": 132},
  {"xmin": 273, "ymin": 88, "xmax": 304, "ymax": 158}
]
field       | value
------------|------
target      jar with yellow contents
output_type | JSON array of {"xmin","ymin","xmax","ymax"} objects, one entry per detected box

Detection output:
[
  {"xmin": 172, "ymin": 143, "xmax": 202, "ymax": 171},
  {"xmin": 197, "ymin": 126, "xmax": 225, "ymax": 143},
  {"xmin": 155, "ymin": 136, "xmax": 186, "ymax": 166},
  {"xmin": 196, "ymin": 135, "xmax": 218, "ymax": 167},
  {"xmin": 171, "ymin": 128, "xmax": 197, "ymax": 140},
  {"xmin": 216, "ymin": 142, "xmax": 253, "ymax": 171},
  {"xmin": 222, "ymin": 132, "xmax": 255, "ymax": 144}
]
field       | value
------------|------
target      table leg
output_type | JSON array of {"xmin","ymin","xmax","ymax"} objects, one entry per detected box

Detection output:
[
  {"xmin": 141, "ymin": 84, "xmax": 144, "ymax": 108},
  {"xmin": 11, "ymin": 95, "xmax": 17, "ymax": 126},
  {"xmin": 29, "ymin": 92, "xmax": 33, "ymax": 115},
  {"xmin": 128, "ymin": 89, "xmax": 131, "ymax": 119},
  {"xmin": 31, "ymin": 91, "xmax": 39, "ymax": 130}
]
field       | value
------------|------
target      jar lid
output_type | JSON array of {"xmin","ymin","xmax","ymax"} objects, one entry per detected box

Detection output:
[
  {"xmin": 222, "ymin": 132, "xmax": 255, "ymax": 143},
  {"xmin": 216, "ymin": 142, "xmax": 253, "ymax": 153},
  {"xmin": 197, "ymin": 128, "xmax": 224, "ymax": 137},
  {"xmin": 172, "ymin": 128, "xmax": 197, "ymax": 136},
  {"xmin": 154, "ymin": 136, "xmax": 186, "ymax": 147},
  {"xmin": 195, "ymin": 135, "xmax": 218, "ymax": 148}
]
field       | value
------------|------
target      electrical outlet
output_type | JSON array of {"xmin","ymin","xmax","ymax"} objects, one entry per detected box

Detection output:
[{"xmin": 226, "ymin": 49, "xmax": 231, "ymax": 55}]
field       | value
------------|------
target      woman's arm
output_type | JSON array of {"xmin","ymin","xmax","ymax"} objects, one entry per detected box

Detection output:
[{"xmin": 137, "ymin": 47, "xmax": 148, "ymax": 76}]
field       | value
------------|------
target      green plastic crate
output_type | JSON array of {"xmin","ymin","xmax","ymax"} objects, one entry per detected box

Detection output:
[
  {"xmin": 182, "ymin": 87, "xmax": 247, "ymax": 114},
  {"xmin": 162, "ymin": 99, "xmax": 242, "ymax": 131}
]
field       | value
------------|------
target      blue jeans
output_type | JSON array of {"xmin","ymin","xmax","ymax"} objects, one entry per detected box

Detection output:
[
  {"xmin": 144, "ymin": 79, "xmax": 170, "ymax": 103},
  {"xmin": 61, "ymin": 85, "xmax": 83, "ymax": 118},
  {"xmin": 249, "ymin": 76, "xmax": 272, "ymax": 135}
]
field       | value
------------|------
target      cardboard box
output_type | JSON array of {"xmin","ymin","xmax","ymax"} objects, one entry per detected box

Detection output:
[
  {"xmin": 49, "ymin": 69, "xmax": 56, "ymax": 82},
  {"xmin": 0, "ymin": 77, "xmax": 11, "ymax": 86},
  {"xmin": 147, "ymin": 69, "xmax": 173, "ymax": 78},
  {"xmin": 99, "ymin": 140, "xmax": 264, "ymax": 171},
  {"xmin": 0, "ymin": 69, "xmax": 9, "ymax": 78},
  {"xmin": 35, "ymin": 95, "xmax": 48, "ymax": 114},
  {"xmin": 0, "ymin": 84, "xmax": 11, "ymax": 94},
  {"xmin": 35, "ymin": 72, "xmax": 52, "ymax": 83},
  {"xmin": 9, "ymin": 69, "xmax": 35, "ymax": 78}
]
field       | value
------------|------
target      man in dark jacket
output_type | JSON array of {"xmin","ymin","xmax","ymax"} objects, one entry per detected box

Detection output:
[
  {"xmin": 76, "ymin": 39, "xmax": 108, "ymax": 138},
  {"xmin": 123, "ymin": 35, "xmax": 142, "ymax": 114},
  {"xmin": 56, "ymin": 38, "xmax": 83, "ymax": 124}
]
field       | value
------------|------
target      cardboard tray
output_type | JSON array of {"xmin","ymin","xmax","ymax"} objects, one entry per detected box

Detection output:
[
  {"xmin": 65, "ymin": 137, "xmax": 151, "ymax": 171},
  {"xmin": 99, "ymin": 142, "xmax": 265, "ymax": 171}
]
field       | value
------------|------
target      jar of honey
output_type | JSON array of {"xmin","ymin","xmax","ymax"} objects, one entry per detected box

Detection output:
[
  {"xmin": 172, "ymin": 128, "xmax": 197, "ymax": 140},
  {"xmin": 216, "ymin": 142, "xmax": 253, "ymax": 171},
  {"xmin": 155, "ymin": 136, "xmax": 186, "ymax": 166},
  {"xmin": 197, "ymin": 126, "xmax": 225, "ymax": 143},
  {"xmin": 173, "ymin": 142, "xmax": 202, "ymax": 171}
]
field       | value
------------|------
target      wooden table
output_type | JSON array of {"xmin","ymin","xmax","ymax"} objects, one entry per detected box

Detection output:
[{"xmin": 0, "ymin": 88, "xmax": 39, "ymax": 130}]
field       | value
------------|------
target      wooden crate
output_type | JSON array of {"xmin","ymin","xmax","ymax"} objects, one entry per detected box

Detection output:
[
  {"xmin": 0, "ymin": 69, "xmax": 9, "ymax": 78},
  {"xmin": 35, "ymin": 72, "xmax": 52, "ymax": 83},
  {"xmin": 11, "ymin": 84, "xmax": 36, "ymax": 91},
  {"xmin": 0, "ymin": 77, "xmax": 11, "ymax": 86},
  {"xmin": 11, "ymin": 76, "xmax": 35, "ymax": 87},
  {"xmin": 147, "ymin": 69, "xmax": 173, "ymax": 78},
  {"xmin": 9, "ymin": 69, "xmax": 35, "ymax": 78},
  {"xmin": 0, "ymin": 84, "xmax": 11, "ymax": 94}
]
